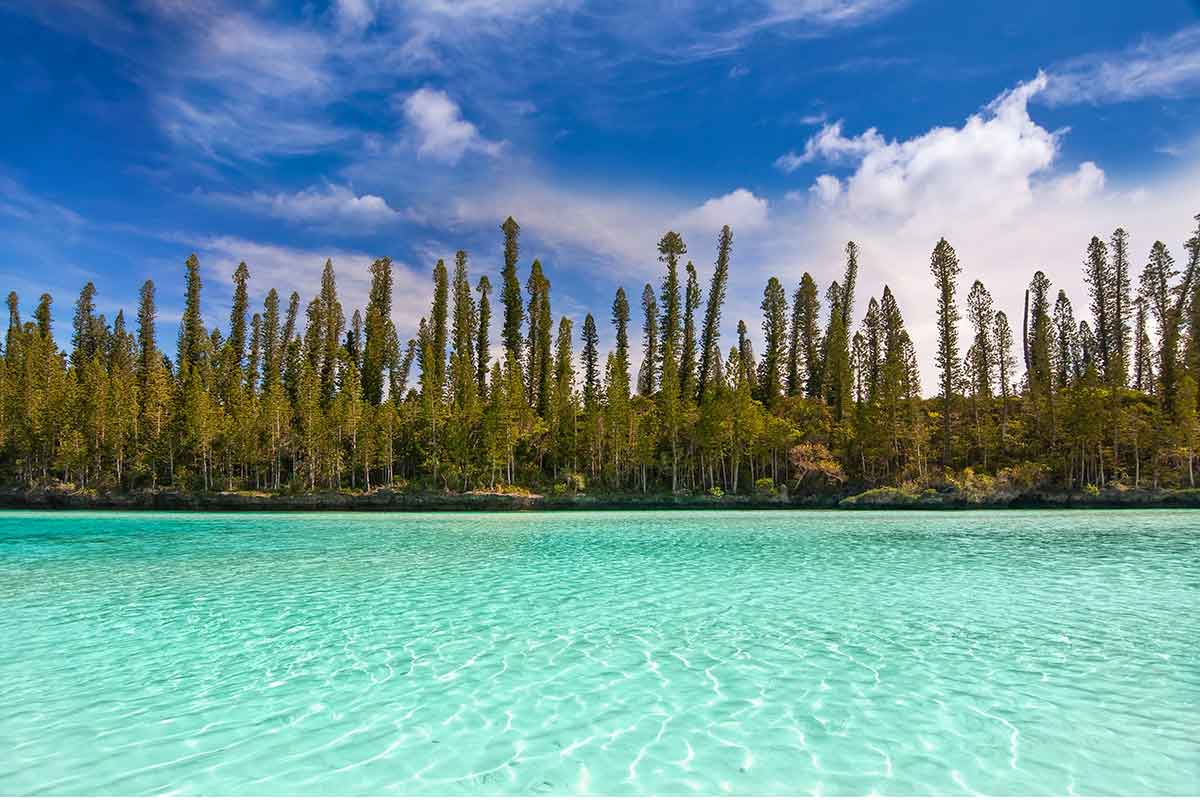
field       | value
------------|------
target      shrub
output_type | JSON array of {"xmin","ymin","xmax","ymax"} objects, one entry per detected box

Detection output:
[
  {"xmin": 754, "ymin": 477, "xmax": 777, "ymax": 496},
  {"xmin": 707, "ymin": 485, "xmax": 725, "ymax": 498}
]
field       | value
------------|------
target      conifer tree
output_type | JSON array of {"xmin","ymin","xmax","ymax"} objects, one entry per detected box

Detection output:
[
  {"xmin": 178, "ymin": 254, "xmax": 206, "ymax": 373},
  {"xmin": 1109, "ymin": 228, "xmax": 1132, "ymax": 387},
  {"xmin": 657, "ymin": 231, "xmax": 686, "ymax": 368},
  {"xmin": 362, "ymin": 257, "xmax": 393, "ymax": 405},
  {"xmin": 862, "ymin": 296, "xmax": 881, "ymax": 402},
  {"xmin": 248, "ymin": 312, "xmax": 262, "ymax": 393},
  {"xmin": 930, "ymin": 237, "xmax": 962, "ymax": 465},
  {"xmin": 1133, "ymin": 294, "xmax": 1153, "ymax": 392},
  {"xmin": 581, "ymin": 313, "xmax": 599, "ymax": 410},
  {"xmin": 430, "ymin": 258, "xmax": 449, "ymax": 393},
  {"xmin": 680, "ymin": 262, "xmax": 700, "ymax": 401},
  {"xmin": 759, "ymin": 276, "xmax": 788, "ymax": 402},
  {"xmin": 500, "ymin": 217, "xmax": 524, "ymax": 366},
  {"xmin": 525, "ymin": 259, "xmax": 552, "ymax": 413},
  {"xmin": 611, "ymin": 288, "xmax": 631, "ymax": 403},
  {"xmin": 261, "ymin": 289, "xmax": 281, "ymax": 389},
  {"xmin": 71, "ymin": 281, "xmax": 99, "ymax": 372},
  {"xmin": 318, "ymin": 259, "xmax": 345, "ymax": 403},
  {"xmin": 229, "ymin": 262, "xmax": 250, "ymax": 371},
  {"xmin": 638, "ymin": 284, "xmax": 659, "ymax": 396},
  {"xmin": 5, "ymin": 291, "xmax": 20, "ymax": 355},
  {"xmin": 697, "ymin": 225, "xmax": 731, "ymax": 400},
  {"xmin": 794, "ymin": 273, "xmax": 821, "ymax": 398},
  {"xmin": 449, "ymin": 250, "xmax": 478, "ymax": 411},
  {"xmin": 1084, "ymin": 237, "xmax": 1112, "ymax": 380},
  {"xmin": 34, "ymin": 293, "xmax": 52, "ymax": 340},
  {"xmin": 1053, "ymin": 290, "xmax": 1078, "ymax": 387},
  {"xmin": 136, "ymin": 280, "xmax": 157, "ymax": 383},
  {"xmin": 994, "ymin": 310, "xmax": 1015, "ymax": 446},
  {"xmin": 551, "ymin": 316, "xmax": 577, "ymax": 475},
  {"xmin": 475, "ymin": 275, "xmax": 492, "ymax": 394}
]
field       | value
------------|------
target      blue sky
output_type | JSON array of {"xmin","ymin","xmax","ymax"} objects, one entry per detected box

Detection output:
[{"xmin": 2, "ymin": 0, "xmax": 1199, "ymax": 387}]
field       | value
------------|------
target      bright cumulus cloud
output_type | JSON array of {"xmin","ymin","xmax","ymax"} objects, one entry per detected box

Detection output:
[
  {"xmin": 677, "ymin": 189, "xmax": 769, "ymax": 234},
  {"xmin": 746, "ymin": 71, "xmax": 1198, "ymax": 395},
  {"xmin": 794, "ymin": 72, "xmax": 1063, "ymax": 223},
  {"xmin": 401, "ymin": 87, "xmax": 505, "ymax": 164}
]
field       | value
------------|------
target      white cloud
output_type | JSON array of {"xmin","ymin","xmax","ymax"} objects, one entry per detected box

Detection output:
[
  {"xmin": 756, "ymin": 72, "xmax": 1200, "ymax": 393},
  {"xmin": 775, "ymin": 120, "xmax": 887, "ymax": 172},
  {"xmin": 1044, "ymin": 25, "xmax": 1200, "ymax": 105},
  {"xmin": 676, "ymin": 189, "xmax": 769, "ymax": 234},
  {"xmin": 202, "ymin": 184, "xmax": 403, "ymax": 226},
  {"xmin": 809, "ymin": 174, "xmax": 842, "ymax": 205},
  {"xmin": 1050, "ymin": 161, "xmax": 1106, "ymax": 201},
  {"xmin": 401, "ymin": 87, "xmax": 505, "ymax": 164},
  {"xmin": 803, "ymin": 72, "xmax": 1060, "ymax": 223}
]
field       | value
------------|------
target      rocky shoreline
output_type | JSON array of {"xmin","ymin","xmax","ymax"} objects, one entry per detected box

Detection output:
[{"xmin": 1, "ymin": 485, "xmax": 1198, "ymax": 512}]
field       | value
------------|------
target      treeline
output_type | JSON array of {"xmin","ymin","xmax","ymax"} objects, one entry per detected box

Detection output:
[{"xmin": 2, "ymin": 214, "xmax": 1199, "ymax": 498}]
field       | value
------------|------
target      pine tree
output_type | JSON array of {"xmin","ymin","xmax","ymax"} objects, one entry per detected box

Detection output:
[
  {"xmin": 229, "ymin": 262, "xmax": 250, "ymax": 371},
  {"xmin": 794, "ymin": 273, "xmax": 821, "ymax": 398},
  {"xmin": 71, "ymin": 281, "xmax": 99, "ymax": 372},
  {"xmin": 1109, "ymin": 228, "xmax": 1132, "ymax": 388},
  {"xmin": 248, "ymin": 312, "xmax": 262, "ymax": 394},
  {"xmin": 697, "ymin": 225, "xmax": 731, "ymax": 401},
  {"xmin": 657, "ymin": 231, "xmax": 686, "ymax": 371},
  {"xmin": 449, "ymin": 250, "xmax": 478, "ymax": 411},
  {"xmin": 680, "ymin": 262, "xmax": 700, "ymax": 401},
  {"xmin": 1084, "ymin": 237, "xmax": 1112, "ymax": 380},
  {"xmin": 862, "ymin": 296, "xmax": 881, "ymax": 403},
  {"xmin": 362, "ymin": 257, "xmax": 393, "ymax": 406},
  {"xmin": 1053, "ymin": 290, "xmax": 1078, "ymax": 387},
  {"xmin": 34, "ymin": 293, "xmax": 52, "ymax": 340},
  {"xmin": 1026, "ymin": 270, "xmax": 1055, "ymax": 446},
  {"xmin": 261, "ymin": 289, "xmax": 281, "ymax": 390},
  {"xmin": 581, "ymin": 313, "xmax": 600, "ymax": 411},
  {"xmin": 994, "ymin": 310, "xmax": 1015, "ymax": 446},
  {"xmin": 611, "ymin": 287, "xmax": 631, "ymax": 404},
  {"xmin": 930, "ymin": 238, "xmax": 962, "ymax": 466},
  {"xmin": 551, "ymin": 315, "xmax": 577, "ymax": 476},
  {"xmin": 638, "ymin": 283, "xmax": 659, "ymax": 396},
  {"xmin": 759, "ymin": 276, "xmax": 788, "ymax": 403},
  {"xmin": 1133, "ymin": 294, "xmax": 1153, "ymax": 392},
  {"xmin": 178, "ymin": 254, "xmax": 206, "ymax": 373},
  {"xmin": 475, "ymin": 274, "xmax": 492, "ymax": 395},
  {"xmin": 525, "ymin": 259, "xmax": 552, "ymax": 414},
  {"xmin": 500, "ymin": 216, "xmax": 524, "ymax": 366},
  {"xmin": 318, "ymin": 259, "xmax": 345, "ymax": 404},
  {"xmin": 430, "ymin": 258, "xmax": 449, "ymax": 394}
]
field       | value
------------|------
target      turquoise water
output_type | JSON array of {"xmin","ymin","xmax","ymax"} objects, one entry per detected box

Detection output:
[{"xmin": 0, "ymin": 510, "xmax": 1197, "ymax": 795}]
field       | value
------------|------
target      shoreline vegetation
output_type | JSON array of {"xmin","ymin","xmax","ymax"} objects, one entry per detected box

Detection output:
[
  {"xmin": 3, "ymin": 484, "xmax": 1200, "ymax": 512},
  {"xmin": 3, "ymin": 215, "xmax": 1200, "ymax": 510}
]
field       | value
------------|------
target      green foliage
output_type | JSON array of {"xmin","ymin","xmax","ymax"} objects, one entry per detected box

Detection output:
[
  {"xmin": 754, "ymin": 477, "xmax": 777, "ymax": 496},
  {"xmin": 2, "ymin": 214, "xmax": 1198, "ymax": 501}
]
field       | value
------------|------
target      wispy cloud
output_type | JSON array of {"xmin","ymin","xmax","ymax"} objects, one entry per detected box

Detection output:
[
  {"xmin": 1043, "ymin": 25, "xmax": 1200, "ymax": 104},
  {"xmin": 199, "ymin": 184, "xmax": 406, "ymax": 227},
  {"xmin": 774, "ymin": 120, "xmax": 887, "ymax": 172}
]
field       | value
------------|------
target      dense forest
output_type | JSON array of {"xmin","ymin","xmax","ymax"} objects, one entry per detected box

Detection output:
[{"xmin": 3, "ymin": 213, "xmax": 1199, "ymax": 501}]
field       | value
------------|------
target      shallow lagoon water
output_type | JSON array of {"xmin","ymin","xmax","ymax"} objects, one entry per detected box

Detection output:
[{"xmin": 0, "ymin": 509, "xmax": 1197, "ymax": 795}]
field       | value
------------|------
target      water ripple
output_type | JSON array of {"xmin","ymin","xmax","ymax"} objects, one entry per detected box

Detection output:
[{"xmin": 0, "ymin": 509, "xmax": 1197, "ymax": 794}]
